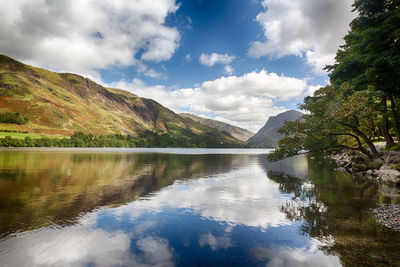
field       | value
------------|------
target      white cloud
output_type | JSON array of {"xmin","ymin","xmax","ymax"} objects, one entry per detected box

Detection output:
[
  {"xmin": 185, "ymin": 54, "xmax": 192, "ymax": 62},
  {"xmin": 248, "ymin": 0, "xmax": 356, "ymax": 74},
  {"xmin": 199, "ymin": 53, "xmax": 236, "ymax": 67},
  {"xmin": 137, "ymin": 63, "xmax": 165, "ymax": 79},
  {"xmin": 224, "ymin": 65, "xmax": 234, "ymax": 75},
  {"xmin": 305, "ymin": 84, "xmax": 323, "ymax": 97},
  {"xmin": 109, "ymin": 70, "xmax": 312, "ymax": 132},
  {"xmin": 0, "ymin": 0, "xmax": 180, "ymax": 76}
]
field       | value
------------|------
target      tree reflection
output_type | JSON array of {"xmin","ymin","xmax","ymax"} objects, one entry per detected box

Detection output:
[{"xmin": 264, "ymin": 155, "xmax": 400, "ymax": 266}]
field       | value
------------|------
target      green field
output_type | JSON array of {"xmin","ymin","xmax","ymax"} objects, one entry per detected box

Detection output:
[{"xmin": 0, "ymin": 132, "xmax": 43, "ymax": 139}]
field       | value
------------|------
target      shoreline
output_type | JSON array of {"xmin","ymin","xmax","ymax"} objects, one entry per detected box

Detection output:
[
  {"xmin": 372, "ymin": 204, "xmax": 400, "ymax": 231},
  {"xmin": 331, "ymin": 150, "xmax": 400, "ymax": 231},
  {"xmin": 331, "ymin": 150, "xmax": 400, "ymax": 184},
  {"xmin": 0, "ymin": 147, "xmax": 272, "ymax": 155}
]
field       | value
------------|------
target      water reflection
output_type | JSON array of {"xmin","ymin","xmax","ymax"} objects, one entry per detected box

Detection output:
[
  {"xmin": 0, "ymin": 152, "xmax": 247, "ymax": 236},
  {"xmin": 264, "ymin": 155, "xmax": 400, "ymax": 266},
  {"xmin": 0, "ymin": 150, "xmax": 399, "ymax": 266}
]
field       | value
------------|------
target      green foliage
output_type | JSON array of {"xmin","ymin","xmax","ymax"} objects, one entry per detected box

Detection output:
[
  {"xmin": 328, "ymin": 0, "xmax": 400, "ymax": 95},
  {"xmin": 269, "ymin": 85, "xmax": 381, "ymax": 161},
  {"xmin": 389, "ymin": 145, "xmax": 400, "ymax": 152},
  {"xmin": 0, "ymin": 128, "xmax": 245, "ymax": 148},
  {"xmin": 0, "ymin": 131, "xmax": 42, "ymax": 139},
  {"xmin": 0, "ymin": 112, "xmax": 28, "ymax": 125},
  {"xmin": 269, "ymin": 0, "xmax": 400, "ymax": 161},
  {"xmin": 391, "ymin": 164, "xmax": 400, "ymax": 171}
]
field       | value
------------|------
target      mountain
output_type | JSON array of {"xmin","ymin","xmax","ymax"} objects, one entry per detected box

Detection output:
[
  {"xmin": 0, "ymin": 55, "xmax": 242, "ymax": 146},
  {"xmin": 247, "ymin": 110, "xmax": 303, "ymax": 148},
  {"xmin": 180, "ymin": 113, "xmax": 254, "ymax": 142}
]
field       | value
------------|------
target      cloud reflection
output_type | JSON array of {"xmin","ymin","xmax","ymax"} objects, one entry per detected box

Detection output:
[
  {"xmin": 0, "ymin": 153, "xmax": 341, "ymax": 266},
  {"xmin": 252, "ymin": 238, "xmax": 341, "ymax": 267},
  {"xmin": 199, "ymin": 232, "xmax": 233, "ymax": 251},
  {"xmin": 116, "ymin": 162, "xmax": 291, "ymax": 229},
  {"xmin": 0, "ymin": 226, "xmax": 175, "ymax": 267}
]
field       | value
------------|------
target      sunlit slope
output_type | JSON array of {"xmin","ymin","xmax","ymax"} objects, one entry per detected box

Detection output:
[
  {"xmin": 0, "ymin": 55, "xmax": 242, "ymax": 144},
  {"xmin": 180, "ymin": 113, "xmax": 254, "ymax": 142}
]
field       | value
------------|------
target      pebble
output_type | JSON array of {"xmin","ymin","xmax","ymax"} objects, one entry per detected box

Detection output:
[{"xmin": 372, "ymin": 204, "xmax": 400, "ymax": 231}]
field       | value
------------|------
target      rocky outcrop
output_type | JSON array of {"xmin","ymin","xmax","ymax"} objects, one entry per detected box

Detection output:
[
  {"xmin": 376, "ymin": 151, "xmax": 400, "ymax": 184},
  {"xmin": 331, "ymin": 150, "xmax": 400, "ymax": 185}
]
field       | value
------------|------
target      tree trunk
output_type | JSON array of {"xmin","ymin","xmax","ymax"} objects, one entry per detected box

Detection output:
[
  {"xmin": 381, "ymin": 96, "xmax": 395, "ymax": 148},
  {"xmin": 350, "ymin": 133, "xmax": 373, "ymax": 158},
  {"xmin": 337, "ymin": 121, "xmax": 380, "ymax": 158},
  {"xmin": 388, "ymin": 93, "xmax": 400, "ymax": 142},
  {"xmin": 354, "ymin": 129, "xmax": 380, "ymax": 158}
]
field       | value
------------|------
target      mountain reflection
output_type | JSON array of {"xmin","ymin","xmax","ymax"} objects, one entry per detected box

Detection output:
[
  {"xmin": 0, "ymin": 151, "xmax": 247, "ymax": 236},
  {"xmin": 0, "ymin": 150, "xmax": 343, "ymax": 266}
]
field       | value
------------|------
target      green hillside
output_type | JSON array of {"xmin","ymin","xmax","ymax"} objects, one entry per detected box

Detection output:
[{"xmin": 0, "ymin": 55, "xmax": 243, "ymax": 147}]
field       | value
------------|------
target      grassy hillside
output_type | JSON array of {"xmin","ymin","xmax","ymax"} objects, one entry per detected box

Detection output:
[{"xmin": 0, "ymin": 55, "xmax": 243, "ymax": 147}]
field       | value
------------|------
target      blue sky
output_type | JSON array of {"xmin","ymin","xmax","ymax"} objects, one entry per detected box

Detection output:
[
  {"xmin": 0, "ymin": 0, "xmax": 355, "ymax": 131},
  {"xmin": 100, "ymin": 0, "xmax": 320, "ymax": 87}
]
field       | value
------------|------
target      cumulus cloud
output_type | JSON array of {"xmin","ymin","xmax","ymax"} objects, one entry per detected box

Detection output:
[
  {"xmin": 0, "ymin": 0, "xmax": 180, "ymax": 76},
  {"xmin": 137, "ymin": 63, "xmax": 165, "ymax": 79},
  {"xmin": 224, "ymin": 65, "xmax": 234, "ymax": 75},
  {"xmin": 199, "ymin": 53, "xmax": 236, "ymax": 67},
  {"xmin": 185, "ymin": 54, "xmax": 192, "ymax": 62},
  {"xmin": 110, "ymin": 70, "xmax": 311, "ymax": 132},
  {"xmin": 248, "ymin": 0, "xmax": 356, "ymax": 74}
]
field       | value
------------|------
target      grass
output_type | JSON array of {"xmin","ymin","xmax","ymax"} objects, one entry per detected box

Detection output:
[
  {"xmin": 389, "ymin": 145, "xmax": 400, "ymax": 152},
  {"xmin": 0, "ymin": 132, "xmax": 43, "ymax": 139},
  {"xmin": 391, "ymin": 164, "xmax": 400, "ymax": 171}
]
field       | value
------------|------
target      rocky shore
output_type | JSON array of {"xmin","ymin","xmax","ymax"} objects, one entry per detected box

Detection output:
[
  {"xmin": 331, "ymin": 149, "xmax": 400, "ymax": 231},
  {"xmin": 331, "ymin": 150, "xmax": 400, "ymax": 185}
]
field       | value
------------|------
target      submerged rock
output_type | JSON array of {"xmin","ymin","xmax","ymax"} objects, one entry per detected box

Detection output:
[
  {"xmin": 372, "ymin": 204, "xmax": 400, "ymax": 232},
  {"xmin": 378, "ymin": 183, "xmax": 400, "ymax": 198}
]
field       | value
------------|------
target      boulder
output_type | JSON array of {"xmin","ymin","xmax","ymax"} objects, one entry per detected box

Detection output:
[{"xmin": 376, "ymin": 167, "xmax": 400, "ymax": 184}]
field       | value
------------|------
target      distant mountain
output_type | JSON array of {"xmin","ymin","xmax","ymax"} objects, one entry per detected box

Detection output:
[
  {"xmin": 247, "ymin": 110, "xmax": 303, "ymax": 148},
  {"xmin": 0, "ymin": 55, "xmax": 242, "ymax": 146},
  {"xmin": 180, "ymin": 113, "xmax": 254, "ymax": 142}
]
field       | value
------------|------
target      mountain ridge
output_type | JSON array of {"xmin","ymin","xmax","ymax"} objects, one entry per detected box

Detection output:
[
  {"xmin": 248, "ymin": 110, "xmax": 303, "ymax": 148},
  {"xmin": 0, "ymin": 54, "xmax": 243, "ymax": 146},
  {"xmin": 179, "ymin": 113, "xmax": 254, "ymax": 142}
]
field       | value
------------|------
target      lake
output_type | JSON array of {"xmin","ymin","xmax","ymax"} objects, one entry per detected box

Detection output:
[{"xmin": 0, "ymin": 148, "xmax": 399, "ymax": 266}]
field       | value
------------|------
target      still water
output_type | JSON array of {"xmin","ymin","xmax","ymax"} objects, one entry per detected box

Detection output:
[{"xmin": 0, "ymin": 148, "xmax": 399, "ymax": 266}]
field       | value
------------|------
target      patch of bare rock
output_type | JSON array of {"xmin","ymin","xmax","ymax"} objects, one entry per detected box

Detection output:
[{"xmin": 331, "ymin": 150, "xmax": 400, "ymax": 185}]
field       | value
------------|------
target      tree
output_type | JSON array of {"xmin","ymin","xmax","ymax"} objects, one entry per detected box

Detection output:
[
  {"xmin": 268, "ymin": 85, "xmax": 380, "ymax": 161},
  {"xmin": 269, "ymin": 0, "xmax": 400, "ymax": 161},
  {"xmin": 327, "ymin": 0, "xmax": 400, "ymax": 145}
]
